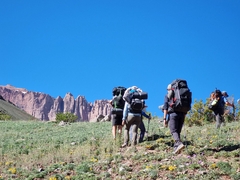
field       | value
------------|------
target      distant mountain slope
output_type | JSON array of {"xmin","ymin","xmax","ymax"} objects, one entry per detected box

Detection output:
[
  {"xmin": 0, "ymin": 85, "xmax": 111, "ymax": 121},
  {"xmin": 0, "ymin": 99, "xmax": 37, "ymax": 120}
]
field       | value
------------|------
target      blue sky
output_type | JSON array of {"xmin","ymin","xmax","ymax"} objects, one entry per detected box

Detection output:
[{"xmin": 1, "ymin": 0, "xmax": 240, "ymax": 117}]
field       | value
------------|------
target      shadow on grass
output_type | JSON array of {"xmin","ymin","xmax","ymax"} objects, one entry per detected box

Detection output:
[
  {"xmin": 145, "ymin": 133, "xmax": 171, "ymax": 141},
  {"xmin": 206, "ymin": 144, "xmax": 240, "ymax": 152}
]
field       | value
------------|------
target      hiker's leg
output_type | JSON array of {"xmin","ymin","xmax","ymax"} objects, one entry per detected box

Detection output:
[
  {"xmin": 117, "ymin": 125, "xmax": 122, "ymax": 136},
  {"xmin": 169, "ymin": 113, "xmax": 180, "ymax": 142},
  {"xmin": 138, "ymin": 120, "xmax": 146, "ymax": 143},
  {"xmin": 116, "ymin": 114, "xmax": 123, "ymax": 135},
  {"xmin": 129, "ymin": 125, "xmax": 133, "ymax": 141},
  {"xmin": 123, "ymin": 118, "xmax": 132, "ymax": 145},
  {"xmin": 111, "ymin": 114, "xmax": 117, "ymax": 139},
  {"xmin": 131, "ymin": 116, "xmax": 141, "ymax": 146},
  {"xmin": 215, "ymin": 113, "xmax": 222, "ymax": 129},
  {"xmin": 119, "ymin": 125, "xmax": 123, "ymax": 134},
  {"xmin": 176, "ymin": 113, "xmax": 185, "ymax": 140},
  {"xmin": 220, "ymin": 114, "xmax": 225, "ymax": 127},
  {"xmin": 112, "ymin": 126, "xmax": 117, "ymax": 139}
]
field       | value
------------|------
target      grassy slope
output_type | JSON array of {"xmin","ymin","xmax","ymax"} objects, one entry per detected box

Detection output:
[
  {"xmin": 0, "ymin": 120, "xmax": 239, "ymax": 179},
  {"xmin": 0, "ymin": 99, "xmax": 37, "ymax": 120}
]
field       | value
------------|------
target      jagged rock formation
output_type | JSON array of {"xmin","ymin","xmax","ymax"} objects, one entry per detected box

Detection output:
[{"xmin": 0, "ymin": 84, "xmax": 112, "ymax": 121}]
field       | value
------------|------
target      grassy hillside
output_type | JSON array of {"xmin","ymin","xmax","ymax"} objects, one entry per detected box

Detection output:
[
  {"xmin": 0, "ymin": 120, "xmax": 239, "ymax": 179},
  {"xmin": 0, "ymin": 99, "xmax": 37, "ymax": 120}
]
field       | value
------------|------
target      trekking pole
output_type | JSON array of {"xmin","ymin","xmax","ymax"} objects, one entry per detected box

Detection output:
[
  {"xmin": 148, "ymin": 113, "xmax": 152, "ymax": 131},
  {"xmin": 230, "ymin": 97, "xmax": 236, "ymax": 122},
  {"xmin": 146, "ymin": 113, "xmax": 151, "ymax": 141},
  {"xmin": 183, "ymin": 123, "xmax": 188, "ymax": 153}
]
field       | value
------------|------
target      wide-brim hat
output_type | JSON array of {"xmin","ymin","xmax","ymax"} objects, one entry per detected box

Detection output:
[
  {"xmin": 222, "ymin": 91, "xmax": 229, "ymax": 97},
  {"xmin": 167, "ymin": 84, "xmax": 172, "ymax": 90}
]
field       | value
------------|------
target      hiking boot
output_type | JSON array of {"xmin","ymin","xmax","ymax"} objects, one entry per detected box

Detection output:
[{"xmin": 173, "ymin": 143, "xmax": 184, "ymax": 154}]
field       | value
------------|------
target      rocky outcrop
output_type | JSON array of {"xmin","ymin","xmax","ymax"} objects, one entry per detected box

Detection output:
[{"xmin": 0, "ymin": 84, "xmax": 112, "ymax": 121}]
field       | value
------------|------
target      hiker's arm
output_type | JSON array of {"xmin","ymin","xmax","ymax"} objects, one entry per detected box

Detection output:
[
  {"xmin": 163, "ymin": 109, "xmax": 168, "ymax": 121},
  {"xmin": 163, "ymin": 95, "xmax": 169, "ymax": 127},
  {"xmin": 122, "ymin": 102, "xmax": 128, "ymax": 125},
  {"xmin": 163, "ymin": 95, "xmax": 169, "ymax": 120},
  {"xmin": 163, "ymin": 110, "xmax": 168, "ymax": 127},
  {"xmin": 109, "ymin": 96, "xmax": 116, "ymax": 106},
  {"xmin": 141, "ymin": 111, "xmax": 150, "ymax": 119},
  {"xmin": 225, "ymin": 101, "xmax": 234, "ymax": 107},
  {"xmin": 223, "ymin": 97, "xmax": 234, "ymax": 107}
]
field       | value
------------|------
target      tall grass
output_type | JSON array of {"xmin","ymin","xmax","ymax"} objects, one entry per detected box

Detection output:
[{"xmin": 0, "ymin": 119, "xmax": 239, "ymax": 179}]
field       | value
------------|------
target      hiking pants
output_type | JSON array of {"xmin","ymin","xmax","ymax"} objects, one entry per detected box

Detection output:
[
  {"xmin": 124, "ymin": 115, "xmax": 141, "ymax": 146},
  {"xmin": 138, "ymin": 120, "xmax": 146, "ymax": 143},
  {"xmin": 215, "ymin": 113, "xmax": 224, "ymax": 128},
  {"xmin": 168, "ymin": 112, "xmax": 185, "ymax": 145},
  {"xmin": 129, "ymin": 119, "xmax": 145, "ymax": 143},
  {"xmin": 214, "ymin": 108, "xmax": 224, "ymax": 128}
]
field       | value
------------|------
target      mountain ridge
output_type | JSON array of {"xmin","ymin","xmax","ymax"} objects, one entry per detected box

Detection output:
[{"xmin": 0, "ymin": 85, "xmax": 111, "ymax": 121}]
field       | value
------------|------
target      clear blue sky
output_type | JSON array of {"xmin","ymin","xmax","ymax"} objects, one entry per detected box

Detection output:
[{"xmin": 1, "ymin": 0, "xmax": 240, "ymax": 117}]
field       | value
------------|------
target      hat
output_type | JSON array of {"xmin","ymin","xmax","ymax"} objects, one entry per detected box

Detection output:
[
  {"xmin": 167, "ymin": 84, "xmax": 172, "ymax": 90},
  {"xmin": 158, "ymin": 105, "xmax": 164, "ymax": 110},
  {"xmin": 222, "ymin": 91, "xmax": 229, "ymax": 97}
]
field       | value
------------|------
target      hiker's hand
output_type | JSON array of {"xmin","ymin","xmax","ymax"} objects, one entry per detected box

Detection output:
[
  {"xmin": 149, "ymin": 115, "xmax": 152, "ymax": 120},
  {"xmin": 164, "ymin": 120, "xmax": 168, "ymax": 128},
  {"xmin": 122, "ymin": 120, "xmax": 126, "ymax": 126}
]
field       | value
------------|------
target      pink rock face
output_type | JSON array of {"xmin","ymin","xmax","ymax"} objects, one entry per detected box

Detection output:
[{"xmin": 0, "ymin": 85, "xmax": 112, "ymax": 121}]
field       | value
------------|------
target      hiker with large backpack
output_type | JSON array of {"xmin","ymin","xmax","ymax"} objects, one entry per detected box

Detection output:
[
  {"xmin": 208, "ymin": 89, "xmax": 234, "ymax": 128},
  {"xmin": 110, "ymin": 86, "xmax": 126, "ymax": 139},
  {"xmin": 162, "ymin": 79, "xmax": 192, "ymax": 154},
  {"xmin": 121, "ymin": 86, "xmax": 148, "ymax": 147}
]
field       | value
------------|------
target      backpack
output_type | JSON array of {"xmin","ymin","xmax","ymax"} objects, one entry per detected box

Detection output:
[
  {"xmin": 169, "ymin": 79, "xmax": 192, "ymax": 113},
  {"xmin": 208, "ymin": 89, "xmax": 223, "ymax": 111},
  {"xmin": 111, "ymin": 86, "xmax": 126, "ymax": 115},
  {"xmin": 130, "ymin": 98, "xmax": 145, "ymax": 113},
  {"xmin": 123, "ymin": 86, "xmax": 148, "ymax": 113}
]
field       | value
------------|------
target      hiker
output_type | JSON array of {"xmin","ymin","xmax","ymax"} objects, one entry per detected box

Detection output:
[
  {"xmin": 211, "ymin": 90, "xmax": 234, "ymax": 128},
  {"xmin": 222, "ymin": 91, "xmax": 234, "ymax": 108},
  {"xmin": 121, "ymin": 86, "xmax": 148, "ymax": 147},
  {"xmin": 162, "ymin": 80, "xmax": 192, "ymax": 154},
  {"xmin": 110, "ymin": 86, "xmax": 126, "ymax": 139}
]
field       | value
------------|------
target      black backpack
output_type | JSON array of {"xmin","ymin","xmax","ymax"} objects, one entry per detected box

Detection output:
[
  {"xmin": 169, "ymin": 79, "xmax": 192, "ymax": 113},
  {"xmin": 130, "ymin": 98, "xmax": 145, "ymax": 113},
  {"xmin": 111, "ymin": 86, "xmax": 126, "ymax": 110},
  {"xmin": 128, "ymin": 90, "xmax": 147, "ymax": 113}
]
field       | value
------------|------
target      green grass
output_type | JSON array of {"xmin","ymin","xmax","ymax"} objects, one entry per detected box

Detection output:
[
  {"xmin": 0, "ymin": 99, "xmax": 36, "ymax": 120},
  {"xmin": 0, "ymin": 119, "xmax": 239, "ymax": 180}
]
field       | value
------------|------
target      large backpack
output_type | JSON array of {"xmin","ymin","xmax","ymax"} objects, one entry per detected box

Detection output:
[
  {"xmin": 169, "ymin": 79, "xmax": 192, "ymax": 114},
  {"xmin": 111, "ymin": 86, "xmax": 126, "ymax": 115},
  {"xmin": 123, "ymin": 86, "xmax": 148, "ymax": 113}
]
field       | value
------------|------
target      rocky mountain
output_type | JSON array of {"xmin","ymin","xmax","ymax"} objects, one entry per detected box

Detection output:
[
  {"xmin": 0, "ymin": 96, "xmax": 37, "ymax": 120},
  {"xmin": 0, "ymin": 85, "xmax": 112, "ymax": 122}
]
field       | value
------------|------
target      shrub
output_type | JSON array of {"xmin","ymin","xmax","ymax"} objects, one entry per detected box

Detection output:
[
  {"xmin": 0, "ymin": 114, "xmax": 11, "ymax": 120},
  {"xmin": 55, "ymin": 112, "xmax": 78, "ymax": 123}
]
